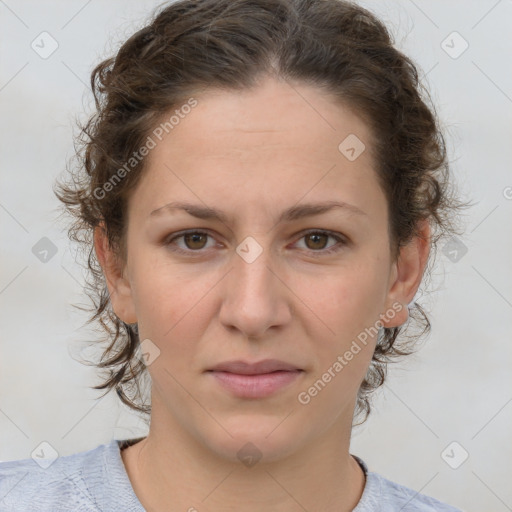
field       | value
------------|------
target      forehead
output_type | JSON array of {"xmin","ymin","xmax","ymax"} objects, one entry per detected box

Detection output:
[
  {"xmin": 130, "ymin": 77, "xmax": 385, "ymax": 223},
  {"xmin": 165, "ymin": 78, "xmax": 374, "ymax": 161}
]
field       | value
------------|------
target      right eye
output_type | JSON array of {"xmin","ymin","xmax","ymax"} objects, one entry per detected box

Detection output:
[{"xmin": 165, "ymin": 230, "xmax": 218, "ymax": 255}]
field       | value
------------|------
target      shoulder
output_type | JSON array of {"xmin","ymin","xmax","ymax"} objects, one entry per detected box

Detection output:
[
  {"xmin": 353, "ymin": 456, "xmax": 463, "ymax": 512},
  {"xmin": 0, "ymin": 439, "xmax": 141, "ymax": 512},
  {"xmin": 369, "ymin": 472, "xmax": 463, "ymax": 511}
]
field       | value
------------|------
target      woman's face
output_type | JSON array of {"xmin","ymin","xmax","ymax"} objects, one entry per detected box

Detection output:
[{"xmin": 98, "ymin": 76, "xmax": 427, "ymax": 462}]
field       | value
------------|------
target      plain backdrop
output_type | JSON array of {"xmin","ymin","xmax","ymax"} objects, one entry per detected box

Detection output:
[{"xmin": 1, "ymin": 1, "xmax": 511, "ymax": 511}]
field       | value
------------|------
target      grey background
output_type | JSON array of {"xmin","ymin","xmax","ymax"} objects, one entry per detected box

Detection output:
[{"xmin": 1, "ymin": 1, "xmax": 511, "ymax": 510}]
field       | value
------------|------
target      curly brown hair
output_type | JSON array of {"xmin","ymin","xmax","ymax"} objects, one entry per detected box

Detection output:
[{"xmin": 54, "ymin": 0, "xmax": 471, "ymax": 425}]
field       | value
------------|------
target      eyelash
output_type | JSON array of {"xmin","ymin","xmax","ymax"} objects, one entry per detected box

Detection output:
[{"xmin": 164, "ymin": 229, "xmax": 347, "ymax": 258}]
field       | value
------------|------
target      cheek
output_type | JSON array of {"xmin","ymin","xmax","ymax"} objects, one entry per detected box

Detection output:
[
  {"xmin": 300, "ymin": 258, "xmax": 389, "ymax": 392},
  {"xmin": 297, "ymin": 273, "xmax": 381, "ymax": 414},
  {"xmin": 310, "ymin": 260, "xmax": 389, "ymax": 343},
  {"xmin": 129, "ymin": 253, "xmax": 216, "ymax": 348}
]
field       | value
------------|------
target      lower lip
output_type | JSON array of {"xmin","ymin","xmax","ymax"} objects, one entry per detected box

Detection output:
[{"xmin": 208, "ymin": 370, "xmax": 303, "ymax": 398}]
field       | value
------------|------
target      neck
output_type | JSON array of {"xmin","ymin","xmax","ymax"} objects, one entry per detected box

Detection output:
[{"xmin": 121, "ymin": 393, "xmax": 366, "ymax": 512}]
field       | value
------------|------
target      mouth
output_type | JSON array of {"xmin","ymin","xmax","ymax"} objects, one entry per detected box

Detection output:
[{"xmin": 206, "ymin": 359, "xmax": 304, "ymax": 399}]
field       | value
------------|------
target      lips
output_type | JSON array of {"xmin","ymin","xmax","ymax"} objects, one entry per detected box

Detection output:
[
  {"xmin": 206, "ymin": 359, "xmax": 304, "ymax": 398},
  {"xmin": 207, "ymin": 359, "xmax": 302, "ymax": 375}
]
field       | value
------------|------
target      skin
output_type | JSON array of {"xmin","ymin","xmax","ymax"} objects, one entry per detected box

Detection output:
[{"xmin": 95, "ymin": 75, "xmax": 430, "ymax": 512}]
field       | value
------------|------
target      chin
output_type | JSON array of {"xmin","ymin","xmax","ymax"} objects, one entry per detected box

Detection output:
[{"xmin": 196, "ymin": 413, "xmax": 308, "ymax": 465}]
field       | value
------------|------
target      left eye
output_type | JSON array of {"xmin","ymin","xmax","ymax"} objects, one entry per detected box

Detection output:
[{"xmin": 294, "ymin": 231, "xmax": 344, "ymax": 253}]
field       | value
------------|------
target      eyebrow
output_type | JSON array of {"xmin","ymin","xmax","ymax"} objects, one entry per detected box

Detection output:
[{"xmin": 149, "ymin": 200, "xmax": 367, "ymax": 224}]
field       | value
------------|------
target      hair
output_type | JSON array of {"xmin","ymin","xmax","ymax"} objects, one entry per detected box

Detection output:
[{"xmin": 54, "ymin": 0, "xmax": 471, "ymax": 426}]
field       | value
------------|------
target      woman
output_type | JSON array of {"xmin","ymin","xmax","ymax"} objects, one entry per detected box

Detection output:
[{"xmin": 0, "ymin": 0, "xmax": 468, "ymax": 510}]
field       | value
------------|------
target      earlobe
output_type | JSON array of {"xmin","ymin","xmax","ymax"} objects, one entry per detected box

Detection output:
[
  {"xmin": 381, "ymin": 219, "xmax": 430, "ymax": 328},
  {"xmin": 93, "ymin": 224, "xmax": 138, "ymax": 324}
]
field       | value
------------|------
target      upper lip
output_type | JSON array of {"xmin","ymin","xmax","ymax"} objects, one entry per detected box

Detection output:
[{"xmin": 208, "ymin": 359, "xmax": 302, "ymax": 375}]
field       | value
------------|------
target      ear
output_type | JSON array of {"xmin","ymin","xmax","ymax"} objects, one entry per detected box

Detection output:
[
  {"xmin": 381, "ymin": 219, "xmax": 431, "ymax": 328},
  {"xmin": 93, "ymin": 223, "xmax": 137, "ymax": 325}
]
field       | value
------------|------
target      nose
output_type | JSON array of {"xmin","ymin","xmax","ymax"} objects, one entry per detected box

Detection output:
[{"xmin": 218, "ymin": 241, "xmax": 292, "ymax": 340}]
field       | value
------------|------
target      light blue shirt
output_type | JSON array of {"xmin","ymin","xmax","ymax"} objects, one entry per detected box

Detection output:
[{"xmin": 0, "ymin": 438, "xmax": 463, "ymax": 511}]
